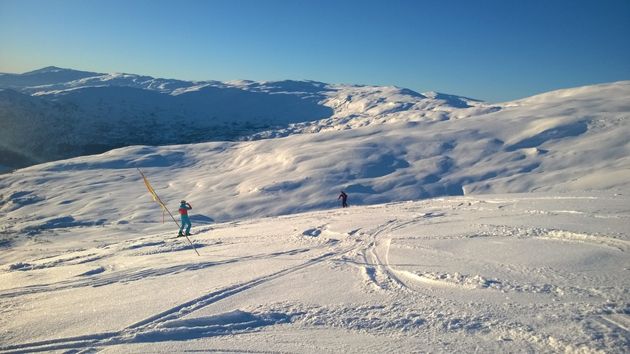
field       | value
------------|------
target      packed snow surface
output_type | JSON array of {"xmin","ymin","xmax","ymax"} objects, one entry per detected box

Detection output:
[{"xmin": 0, "ymin": 193, "xmax": 628, "ymax": 353}]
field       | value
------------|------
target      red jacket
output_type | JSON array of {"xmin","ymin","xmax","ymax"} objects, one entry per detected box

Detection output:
[{"xmin": 179, "ymin": 203, "xmax": 192, "ymax": 215}]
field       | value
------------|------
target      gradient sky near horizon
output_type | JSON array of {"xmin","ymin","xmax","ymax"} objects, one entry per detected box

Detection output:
[{"xmin": 1, "ymin": 0, "xmax": 629, "ymax": 102}]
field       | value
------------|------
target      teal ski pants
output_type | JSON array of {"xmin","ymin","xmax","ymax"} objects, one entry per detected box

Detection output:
[{"xmin": 180, "ymin": 215, "xmax": 191, "ymax": 235}]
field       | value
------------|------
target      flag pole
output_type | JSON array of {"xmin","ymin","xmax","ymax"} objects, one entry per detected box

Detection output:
[{"xmin": 137, "ymin": 168, "xmax": 200, "ymax": 256}]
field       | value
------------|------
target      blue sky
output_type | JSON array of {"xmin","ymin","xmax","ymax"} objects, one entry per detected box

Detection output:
[{"xmin": 1, "ymin": 0, "xmax": 629, "ymax": 101}]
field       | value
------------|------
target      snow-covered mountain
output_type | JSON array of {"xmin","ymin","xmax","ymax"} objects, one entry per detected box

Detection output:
[
  {"xmin": 1, "ymin": 79, "xmax": 628, "ymax": 229},
  {"xmin": 0, "ymin": 66, "xmax": 100, "ymax": 88},
  {"xmin": 1, "ymin": 68, "xmax": 628, "ymax": 232},
  {"xmin": 0, "ymin": 67, "xmax": 494, "ymax": 169},
  {"xmin": 1, "ymin": 69, "xmax": 629, "ymax": 353}
]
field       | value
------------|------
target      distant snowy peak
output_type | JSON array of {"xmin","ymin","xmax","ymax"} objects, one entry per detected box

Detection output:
[
  {"xmin": 0, "ymin": 66, "xmax": 102, "ymax": 89},
  {"xmin": 22, "ymin": 66, "xmax": 73, "ymax": 74}
]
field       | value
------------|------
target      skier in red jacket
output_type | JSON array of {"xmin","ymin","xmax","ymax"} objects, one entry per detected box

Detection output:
[{"xmin": 178, "ymin": 200, "xmax": 192, "ymax": 236}]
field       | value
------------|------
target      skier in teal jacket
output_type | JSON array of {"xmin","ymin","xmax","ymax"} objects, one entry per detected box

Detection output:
[{"xmin": 178, "ymin": 200, "xmax": 192, "ymax": 236}]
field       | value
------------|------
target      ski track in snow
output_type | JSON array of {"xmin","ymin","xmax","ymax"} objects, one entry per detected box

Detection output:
[
  {"xmin": 334, "ymin": 203, "xmax": 629, "ymax": 352},
  {"xmin": 0, "ymin": 221, "xmax": 361, "ymax": 353},
  {"xmin": 0, "ymin": 250, "xmax": 351, "ymax": 352},
  {"xmin": 0, "ymin": 240, "xmax": 325, "ymax": 299}
]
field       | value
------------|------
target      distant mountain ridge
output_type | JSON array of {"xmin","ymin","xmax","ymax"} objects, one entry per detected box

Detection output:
[
  {"xmin": 0, "ymin": 66, "xmax": 102, "ymax": 88},
  {"xmin": 0, "ymin": 67, "xmax": 493, "ymax": 170}
]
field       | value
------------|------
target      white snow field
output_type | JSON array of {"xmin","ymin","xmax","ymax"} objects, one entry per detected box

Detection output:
[
  {"xmin": 0, "ymin": 194, "xmax": 628, "ymax": 353},
  {"xmin": 0, "ymin": 80, "xmax": 629, "ymax": 353}
]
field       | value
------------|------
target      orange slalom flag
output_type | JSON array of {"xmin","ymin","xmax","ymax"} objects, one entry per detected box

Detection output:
[{"xmin": 137, "ymin": 168, "xmax": 199, "ymax": 256}]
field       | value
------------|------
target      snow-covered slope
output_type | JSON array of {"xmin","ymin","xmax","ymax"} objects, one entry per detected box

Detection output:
[
  {"xmin": 0, "ymin": 67, "xmax": 493, "ymax": 170},
  {"xmin": 0, "ymin": 193, "xmax": 628, "ymax": 353},
  {"xmin": 1, "ymin": 80, "xmax": 628, "ymax": 231}
]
